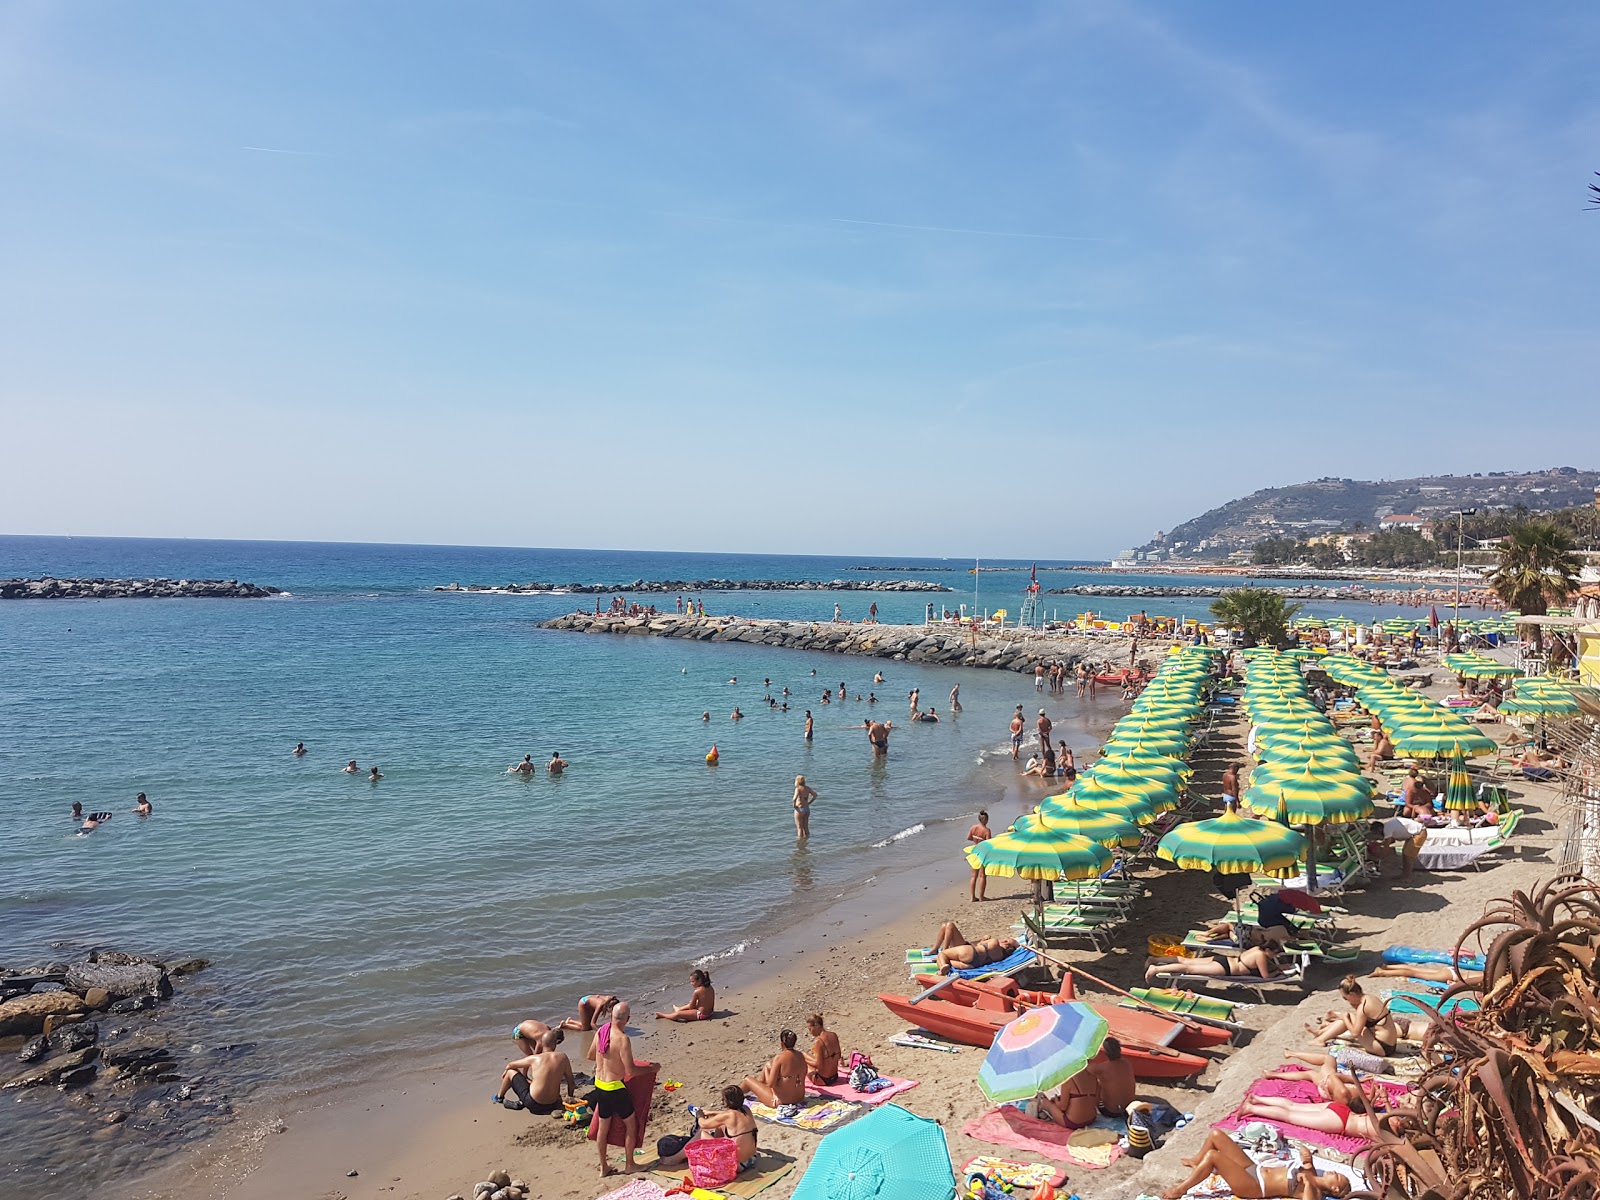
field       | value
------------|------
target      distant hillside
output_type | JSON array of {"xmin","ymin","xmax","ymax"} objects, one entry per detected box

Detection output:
[{"xmin": 1130, "ymin": 467, "xmax": 1600, "ymax": 562}]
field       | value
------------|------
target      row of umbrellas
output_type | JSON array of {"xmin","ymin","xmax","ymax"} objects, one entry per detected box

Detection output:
[{"xmin": 1318, "ymin": 654, "xmax": 1498, "ymax": 759}]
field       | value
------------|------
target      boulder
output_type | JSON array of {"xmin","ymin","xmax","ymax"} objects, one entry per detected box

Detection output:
[
  {"xmin": 164, "ymin": 958, "xmax": 210, "ymax": 976},
  {"xmin": 50, "ymin": 1022, "xmax": 98, "ymax": 1053},
  {"xmin": 82, "ymin": 988, "xmax": 113, "ymax": 1011},
  {"xmin": 66, "ymin": 961, "xmax": 170, "ymax": 999},
  {"xmin": 18, "ymin": 1036, "xmax": 49, "ymax": 1063},
  {"xmin": 0, "ymin": 992, "xmax": 87, "ymax": 1036},
  {"xmin": 3, "ymin": 1046, "xmax": 98, "ymax": 1089}
]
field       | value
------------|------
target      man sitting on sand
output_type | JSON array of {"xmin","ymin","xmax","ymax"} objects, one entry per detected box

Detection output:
[
  {"xmin": 802, "ymin": 1013, "xmax": 841, "ymax": 1086},
  {"xmin": 740, "ymin": 1029, "xmax": 807, "ymax": 1108},
  {"xmin": 1087, "ymin": 1037, "xmax": 1136, "ymax": 1115},
  {"xmin": 494, "ymin": 1028, "xmax": 575, "ymax": 1113},
  {"xmin": 931, "ymin": 921, "xmax": 1019, "ymax": 974},
  {"xmin": 589, "ymin": 1001, "xmax": 640, "ymax": 1176}
]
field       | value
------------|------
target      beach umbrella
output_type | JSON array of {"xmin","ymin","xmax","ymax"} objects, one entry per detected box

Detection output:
[
  {"xmin": 966, "ymin": 826, "xmax": 1111, "ymax": 881},
  {"xmin": 1018, "ymin": 802, "xmax": 1142, "ymax": 849},
  {"xmin": 1254, "ymin": 731, "xmax": 1351, "ymax": 758},
  {"xmin": 1390, "ymin": 729, "xmax": 1497, "ymax": 759},
  {"xmin": 1499, "ymin": 693, "xmax": 1582, "ymax": 719},
  {"xmin": 790, "ymin": 1103, "xmax": 956, "ymax": 1200},
  {"xmin": 1459, "ymin": 660, "xmax": 1521, "ymax": 679},
  {"xmin": 977, "ymin": 1002, "xmax": 1109, "ymax": 1105},
  {"xmin": 1099, "ymin": 732, "xmax": 1191, "ymax": 758},
  {"xmin": 1091, "ymin": 749, "xmax": 1191, "ymax": 783},
  {"xmin": 1070, "ymin": 768, "xmax": 1181, "ymax": 814},
  {"xmin": 1442, "ymin": 750, "xmax": 1476, "ymax": 812},
  {"xmin": 1258, "ymin": 745, "xmax": 1363, "ymax": 773},
  {"xmin": 1156, "ymin": 804, "xmax": 1306, "ymax": 876},
  {"xmin": 1240, "ymin": 769, "xmax": 1375, "ymax": 826}
]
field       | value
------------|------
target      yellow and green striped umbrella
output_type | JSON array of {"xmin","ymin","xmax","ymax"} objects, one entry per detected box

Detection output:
[
  {"xmin": 1390, "ymin": 729, "xmax": 1497, "ymax": 758},
  {"xmin": 1100, "ymin": 733, "xmax": 1191, "ymax": 758},
  {"xmin": 1458, "ymin": 660, "xmax": 1520, "ymax": 679},
  {"xmin": 1073, "ymin": 767, "xmax": 1182, "ymax": 814},
  {"xmin": 1240, "ymin": 768, "xmax": 1375, "ymax": 826},
  {"xmin": 966, "ymin": 825, "xmax": 1112, "ymax": 880},
  {"xmin": 1016, "ymin": 803, "xmax": 1142, "ymax": 850},
  {"xmin": 1092, "ymin": 749, "xmax": 1191, "ymax": 783},
  {"xmin": 1156, "ymin": 805, "xmax": 1306, "ymax": 875},
  {"xmin": 1258, "ymin": 745, "xmax": 1364, "ymax": 773},
  {"xmin": 1443, "ymin": 750, "xmax": 1476, "ymax": 812}
]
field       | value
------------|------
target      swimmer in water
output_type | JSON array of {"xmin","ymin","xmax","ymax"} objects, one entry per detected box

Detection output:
[
  {"xmin": 548, "ymin": 752, "xmax": 567, "ymax": 775},
  {"xmin": 293, "ymin": 741, "xmax": 307, "ymax": 756},
  {"xmin": 804, "ymin": 711, "xmax": 814, "ymax": 741},
  {"xmin": 71, "ymin": 802, "xmax": 83, "ymax": 820},
  {"xmin": 509, "ymin": 754, "xmax": 535, "ymax": 775},
  {"xmin": 731, "ymin": 708, "xmax": 744, "ymax": 720},
  {"xmin": 703, "ymin": 711, "xmax": 711, "ymax": 722},
  {"xmin": 729, "ymin": 677, "xmax": 738, "ymax": 685},
  {"xmin": 133, "ymin": 792, "xmax": 152, "ymax": 815},
  {"xmin": 79, "ymin": 811, "xmax": 111, "ymax": 833},
  {"xmin": 874, "ymin": 672, "xmax": 885, "ymax": 684},
  {"xmin": 343, "ymin": 760, "xmax": 360, "ymax": 775},
  {"xmin": 868, "ymin": 693, "xmax": 877, "ymax": 703},
  {"xmin": 368, "ymin": 766, "xmax": 383, "ymax": 781}
]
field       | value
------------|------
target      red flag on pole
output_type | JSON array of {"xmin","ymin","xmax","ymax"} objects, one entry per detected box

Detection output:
[
  {"xmin": 1031, "ymin": 563, "xmax": 1038, "ymax": 584},
  {"xmin": 1429, "ymin": 606, "xmax": 1440, "ymax": 630}
]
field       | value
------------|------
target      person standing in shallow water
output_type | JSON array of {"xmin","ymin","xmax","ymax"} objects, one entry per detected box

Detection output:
[
  {"xmin": 804, "ymin": 710, "xmax": 813, "ymax": 741},
  {"xmin": 967, "ymin": 810, "xmax": 992, "ymax": 901},
  {"xmin": 792, "ymin": 775, "xmax": 817, "ymax": 839}
]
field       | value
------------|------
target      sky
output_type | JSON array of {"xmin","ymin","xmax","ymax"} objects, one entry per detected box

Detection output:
[{"xmin": 3, "ymin": 2, "xmax": 1598, "ymax": 559}]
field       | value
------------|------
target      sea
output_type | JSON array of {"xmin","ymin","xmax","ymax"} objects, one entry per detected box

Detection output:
[{"xmin": 0, "ymin": 536, "xmax": 1485, "ymax": 1191}]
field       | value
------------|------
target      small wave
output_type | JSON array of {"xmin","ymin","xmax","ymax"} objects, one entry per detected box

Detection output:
[
  {"xmin": 693, "ymin": 940, "xmax": 754, "ymax": 967},
  {"xmin": 872, "ymin": 823, "xmax": 926, "ymax": 848}
]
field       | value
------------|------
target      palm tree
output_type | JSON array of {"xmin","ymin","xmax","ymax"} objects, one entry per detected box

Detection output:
[
  {"xmin": 1489, "ymin": 522, "xmax": 1582, "ymax": 616},
  {"xmin": 1209, "ymin": 589, "xmax": 1302, "ymax": 648}
]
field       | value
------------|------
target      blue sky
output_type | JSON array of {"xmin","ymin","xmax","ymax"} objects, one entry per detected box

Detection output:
[{"xmin": 3, "ymin": 3, "xmax": 1597, "ymax": 558}]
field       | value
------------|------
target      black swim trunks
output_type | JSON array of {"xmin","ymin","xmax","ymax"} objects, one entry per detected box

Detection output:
[{"xmin": 591, "ymin": 1083, "xmax": 635, "ymax": 1120}]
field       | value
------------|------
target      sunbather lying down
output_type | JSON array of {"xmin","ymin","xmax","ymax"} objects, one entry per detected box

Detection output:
[
  {"xmin": 1159, "ymin": 1129, "xmax": 1351, "ymax": 1200},
  {"xmin": 1237, "ymin": 1094, "xmax": 1406, "ymax": 1141},
  {"xmin": 932, "ymin": 921, "xmax": 1019, "ymax": 974},
  {"xmin": 1370, "ymin": 962, "xmax": 1484, "ymax": 986},
  {"xmin": 1199, "ymin": 919, "xmax": 1295, "ymax": 949},
  {"xmin": 1145, "ymin": 945, "xmax": 1282, "ymax": 983}
]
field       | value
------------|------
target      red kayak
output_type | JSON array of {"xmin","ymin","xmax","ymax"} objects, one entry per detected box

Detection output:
[
  {"xmin": 1095, "ymin": 669, "xmax": 1147, "ymax": 686},
  {"xmin": 881, "ymin": 976, "xmax": 1218, "ymax": 1079}
]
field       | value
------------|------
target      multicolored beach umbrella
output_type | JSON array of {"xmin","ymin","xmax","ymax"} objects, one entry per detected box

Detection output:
[
  {"xmin": 977, "ymin": 1002, "xmax": 1109, "ymax": 1104},
  {"xmin": 1156, "ymin": 804, "xmax": 1306, "ymax": 876},
  {"xmin": 966, "ymin": 826, "xmax": 1111, "ymax": 881},
  {"xmin": 1443, "ymin": 750, "xmax": 1476, "ymax": 812},
  {"xmin": 790, "ymin": 1103, "xmax": 956, "ymax": 1200}
]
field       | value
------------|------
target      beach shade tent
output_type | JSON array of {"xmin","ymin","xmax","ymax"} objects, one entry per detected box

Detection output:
[
  {"xmin": 1017, "ymin": 801, "xmax": 1143, "ymax": 849},
  {"xmin": 966, "ymin": 826, "xmax": 1112, "ymax": 882},
  {"xmin": 790, "ymin": 1103, "xmax": 956, "ymax": 1200},
  {"xmin": 1390, "ymin": 729, "xmax": 1498, "ymax": 759},
  {"xmin": 1068, "ymin": 769, "xmax": 1181, "ymax": 815},
  {"xmin": 1443, "ymin": 750, "xmax": 1477, "ymax": 813},
  {"xmin": 977, "ymin": 1002, "xmax": 1109, "ymax": 1105}
]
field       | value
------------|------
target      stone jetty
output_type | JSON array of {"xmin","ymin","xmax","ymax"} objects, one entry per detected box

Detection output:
[
  {"xmin": 540, "ymin": 612, "xmax": 1134, "ymax": 673},
  {"xmin": 439, "ymin": 577, "xmax": 951, "ymax": 594},
  {"xmin": 0, "ymin": 577, "xmax": 280, "ymax": 600}
]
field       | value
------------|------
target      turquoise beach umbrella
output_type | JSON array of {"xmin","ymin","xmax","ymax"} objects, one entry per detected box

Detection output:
[{"xmin": 791, "ymin": 1103, "xmax": 956, "ymax": 1200}]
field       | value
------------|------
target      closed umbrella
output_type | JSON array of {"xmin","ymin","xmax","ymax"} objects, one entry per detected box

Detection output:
[
  {"xmin": 790, "ymin": 1103, "xmax": 956, "ymax": 1200},
  {"xmin": 1442, "ymin": 750, "xmax": 1476, "ymax": 813}
]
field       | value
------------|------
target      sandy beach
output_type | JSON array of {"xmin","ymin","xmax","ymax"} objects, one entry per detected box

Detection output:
[{"xmin": 126, "ymin": 651, "xmax": 1573, "ymax": 1200}]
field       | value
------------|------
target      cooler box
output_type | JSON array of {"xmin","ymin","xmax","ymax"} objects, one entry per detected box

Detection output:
[{"xmin": 587, "ymin": 1059, "xmax": 660, "ymax": 1148}]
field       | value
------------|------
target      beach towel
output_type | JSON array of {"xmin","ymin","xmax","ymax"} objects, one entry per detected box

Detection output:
[
  {"xmin": 747, "ymin": 1098, "xmax": 860, "ymax": 1132},
  {"xmin": 649, "ymin": 1150, "xmax": 795, "ymax": 1198},
  {"xmin": 906, "ymin": 944, "xmax": 1036, "ymax": 980},
  {"xmin": 807, "ymin": 1073, "xmax": 919, "ymax": 1106},
  {"xmin": 1134, "ymin": 1152, "xmax": 1365, "ymax": 1200},
  {"xmin": 1213, "ymin": 1109, "xmax": 1371, "ymax": 1155},
  {"xmin": 961, "ymin": 1106, "xmax": 1126, "ymax": 1169},
  {"xmin": 596, "ymin": 1180, "xmax": 669, "ymax": 1200},
  {"xmin": 960, "ymin": 1156, "xmax": 1067, "ymax": 1189}
]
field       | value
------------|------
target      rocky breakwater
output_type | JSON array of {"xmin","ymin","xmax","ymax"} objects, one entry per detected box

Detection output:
[
  {"xmin": 1, "ymin": 948, "xmax": 237, "ymax": 1155},
  {"xmin": 541, "ymin": 612, "xmax": 1115, "ymax": 672},
  {"xmin": 1, "ymin": 577, "xmax": 281, "ymax": 599},
  {"xmin": 1046, "ymin": 583, "xmax": 1355, "ymax": 599},
  {"xmin": 439, "ymin": 577, "xmax": 952, "ymax": 594}
]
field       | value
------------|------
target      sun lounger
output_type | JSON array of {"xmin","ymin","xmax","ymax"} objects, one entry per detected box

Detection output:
[
  {"xmin": 1019, "ymin": 911, "xmax": 1116, "ymax": 952},
  {"xmin": 1416, "ymin": 823, "xmax": 1505, "ymax": 871},
  {"xmin": 905, "ymin": 943, "xmax": 1037, "ymax": 980},
  {"xmin": 1181, "ymin": 933, "xmax": 1356, "ymax": 965},
  {"xmin": 1160, "ymin": 963, "xmax": 1306, "ymax": 1001}
]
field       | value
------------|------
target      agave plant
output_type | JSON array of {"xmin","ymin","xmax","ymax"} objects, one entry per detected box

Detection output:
[{"xmin": 1356, "ymin": 880, "xmax": 1600, "ymax": 1200}]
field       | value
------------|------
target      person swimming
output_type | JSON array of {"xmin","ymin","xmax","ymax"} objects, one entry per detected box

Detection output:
[
  {"xmin": 547, "ymin": 752, "xmax": 567, "ymax": 775},
  {"xmin": 509, "ymin": 754, "xmax": 535, "ymax": 775},
  {"xmin": 293, "ymin": 742, "xmax": 307, "ymax": 756},
  {"xmin": 368, "ymin": 766, "xmax": 383, "ymax": 781},
  {"xmin": 343, "ymin": 760, "xmax": 360, "ymax": 775}
]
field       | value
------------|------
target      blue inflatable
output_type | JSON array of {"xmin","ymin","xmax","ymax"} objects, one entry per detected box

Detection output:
[
  {"xmin": 1382, "ymin": 945, "xmax": 1486, "ymax": 972},
  {"xmin": 1391, "ymin": 991, "xmax": 1479, "ymax": 1015}
]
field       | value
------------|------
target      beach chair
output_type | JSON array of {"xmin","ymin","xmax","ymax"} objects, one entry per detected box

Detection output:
[
  {"xmin": 1018, "ymin": 910, "xmax": 1117, "ymax": 952},
  {"xmin": 904, "ymin": 942, "xmax": 1037, "ymax": 981}
]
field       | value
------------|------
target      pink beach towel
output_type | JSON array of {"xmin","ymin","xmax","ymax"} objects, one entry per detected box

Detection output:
[
  {"xmin": 1214, "ymin": 1084, "xmax": 1376, "ymax": 1158},
  {"xmin": 595, "ymin": 1180, "xmax": 669, "ymax": 1200},
  {"xmin": 807, "ymin": 1074, "xmax": 920, "ymax": 1106},
  {"xmin": 1256, "ymin": 1072, "xmax": 1411, "ymax": 1105},
  {"xmin": 961, "ymin": 1107, "xmax": 1126, "ymax": 1169}
]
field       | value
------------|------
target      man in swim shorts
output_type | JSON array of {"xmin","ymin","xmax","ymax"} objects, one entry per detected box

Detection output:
[
  {"xmin": 589, "ymin": 1001, "xmax": 639, "ymax": 1176},
  {"xmin": 1009, "ymin": 709, "xmax": 1025, "ymax": 759},
  {"xmin": 547, "ymin": 752, "xmax": 567, "ymax": 775},
  {"xmin": 495, "ymin": 1028, "xmax": 574, "ymax": 1113},
  {"xmin": 866, "ymin": 719, "xmax": 891, "ymax": 756},
  {"xmin": 513, "ymin": 1017, "xmax": 554, "ymax": 1055}
]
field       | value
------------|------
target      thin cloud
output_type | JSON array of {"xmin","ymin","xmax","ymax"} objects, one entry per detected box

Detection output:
[
  {"xmin": 242, "ymin": 146, "xmax": 334, "ymax": 157},
  {"xmin": 830, "ymin": 217, "xmax": 1102, "ymax": 242}
]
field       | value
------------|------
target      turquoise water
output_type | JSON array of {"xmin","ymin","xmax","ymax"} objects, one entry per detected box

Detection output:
[{"xmin": 0, "ymin": 537, "xmax": 1485, "ymax": 1189}]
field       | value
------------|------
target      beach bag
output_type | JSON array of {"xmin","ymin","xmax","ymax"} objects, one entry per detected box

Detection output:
[
  {"xmin": 684, "ymin": 1136, "xmax": 740, "ymax": 1188},
  {"xmin": 847, "ymin": 1051, "xmax": 874, "ymax": 1071},
  {"xmin": 1237, "ymin": 1121, "xmax": 1283, "ymax": 1154},
  {"xmin": 657, "ymin": 1133, "xmax": 693, "ymax": 1160},
  {"xmin": 1147, "ymin": 934, "xmax": 1190, "ymax": 958},
  {"xmin": 849, "ymin": 1062, "xmax": 881, "ymax": 1091}
]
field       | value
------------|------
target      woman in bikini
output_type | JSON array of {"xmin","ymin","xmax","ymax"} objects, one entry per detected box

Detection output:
[
  {"xmin": 654, "ymin": 969, "xmax": 715, "ymax": 1022},
  {"xmin": 1033, "ymin": 1067, "xmax": 1099, "ymax": 1129},
  {"xmin": 1237, "ymin": 1091, "xmax": 1404, "ymax": 1142},
  {"xmin": 1370, "ymin": 961, "xmax": 1483, "ymax": 986},
  {"xmin": 695, "ymin": 1086, "xmax": 760, "ymax": 1173},
  {"xmin": 802, "ymin": 1012, "xmax": 842, "ymax": 1085},
  {"xmin": 1144, "ymin": 945, "xmax": 1281, "ymax": 984},
  {"xmin": 1311, "ymin": 977, "xmax": 1400, "ymax": 1055},
  {"xmin": 932, "ymin": 921, "xmax": 1018, "ymax": 974},
  {"xmin": 792, "ymin": 776, "xmax": 817, "ymax": 839},
  {"xmin": 1159, "ymin": 1129, "xmax": 1352, "ymax": 1200},
  {"xmin": 559, "ymin": 993, "xmax": 618, "ymax": 1032}
]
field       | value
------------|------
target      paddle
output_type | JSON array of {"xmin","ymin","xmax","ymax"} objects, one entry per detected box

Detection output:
[{"xmin": 1029, "ymin": 946, "xmax": 1243, "ymax": 1035}]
